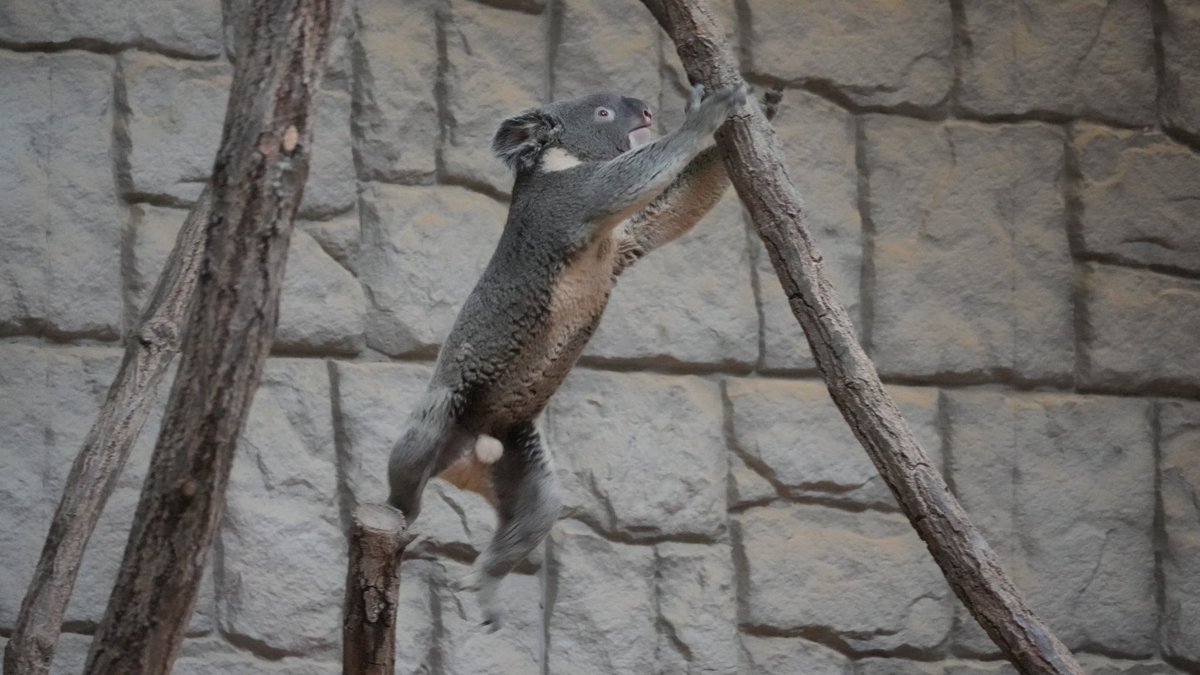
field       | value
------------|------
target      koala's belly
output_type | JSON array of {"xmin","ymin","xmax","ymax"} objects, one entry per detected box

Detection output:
[{"xmin": 478, "ymin": 239, "xmax": 615, "ymax": 425}]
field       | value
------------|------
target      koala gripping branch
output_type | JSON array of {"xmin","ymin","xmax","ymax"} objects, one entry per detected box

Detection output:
[{"xmin": 642, "ymin": 1, "xmax": 1084, "ymax": 674}]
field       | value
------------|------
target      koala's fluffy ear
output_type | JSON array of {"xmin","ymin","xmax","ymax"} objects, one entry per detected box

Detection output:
[{"xmin": 492, "ymin": 110, "xmax": 562, "ymax": 172}]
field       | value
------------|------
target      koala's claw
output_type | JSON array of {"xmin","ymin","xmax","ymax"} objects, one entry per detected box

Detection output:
[{"xmin": 686, "ymin": 83, "xmax": 705, "ymax": 114}]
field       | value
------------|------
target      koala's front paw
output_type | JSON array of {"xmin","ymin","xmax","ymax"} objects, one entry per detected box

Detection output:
[
  {"xmin": 761, "ymin": 86, "xmax": 784, "ymax": 121},
  {"xmin": 688, "ymin": 83, "xmax": 748, "ymax": 136}
]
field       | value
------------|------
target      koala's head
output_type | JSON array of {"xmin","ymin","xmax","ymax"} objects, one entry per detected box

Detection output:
[{"xmin": 492, "ymin": 93, "xmax": 654, "ymax": 173}]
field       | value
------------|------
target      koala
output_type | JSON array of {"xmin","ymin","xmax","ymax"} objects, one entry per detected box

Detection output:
[{"xmin": 387, "ymin": 83, "xmax": 778, "ymax": 626}]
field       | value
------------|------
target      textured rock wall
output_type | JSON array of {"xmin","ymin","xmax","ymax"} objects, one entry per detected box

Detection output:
[{"xmin": 0, "ymin": 1, "xmax": 1198, "ymax": 673}]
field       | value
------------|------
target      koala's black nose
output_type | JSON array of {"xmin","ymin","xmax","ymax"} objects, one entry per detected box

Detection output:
[{"xmin": 642, "ymin": 107, "xmax": 653, "ymax": 123}]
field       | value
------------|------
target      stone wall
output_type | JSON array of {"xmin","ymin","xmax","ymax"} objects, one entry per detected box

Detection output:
[{"xmin": 0, "ymin": 1, "xmax": 1198, "ymax": 673}]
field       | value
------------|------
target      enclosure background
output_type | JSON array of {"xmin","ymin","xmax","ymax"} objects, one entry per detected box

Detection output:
[{"xmin": 1, "ymin": 0, "xmax": 1199, "ymax": 673}]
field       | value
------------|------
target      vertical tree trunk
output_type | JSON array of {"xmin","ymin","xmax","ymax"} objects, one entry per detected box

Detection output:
[
  {"xmin": 82, "ymin": 1, "xmax": 342, "ymax": 672},
  {"xmin": 642, "ymin": 2, "xmax": 1085, "ymax": 673},
  {"xmin": 343, "ymin": 504, "xmax": 411, "ymax": 675},
  {"xmin": 3, "ymin": 192, "xmax": 211, "ymax": 675}
]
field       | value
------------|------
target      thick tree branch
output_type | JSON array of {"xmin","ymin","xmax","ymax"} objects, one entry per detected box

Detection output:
[
  {"xmin": 82, "ymin": 1, "xmax": 341, "ymax": 672},
  {"xmin": 644, "ymin": 2, "xmax": 1085, "ymax": 673},
  {"xmin": 2, "ymin": 192, "xmax": 211, "ymax": 675},
  {"xmin": 343, "ymin": 504, "xmax": 412, "ymax": 675}
]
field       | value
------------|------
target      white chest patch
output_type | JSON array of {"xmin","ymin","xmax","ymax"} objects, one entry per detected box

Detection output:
[{"xmin": 541, "ymin": 147, "xmax": 583, "ymax": 172}]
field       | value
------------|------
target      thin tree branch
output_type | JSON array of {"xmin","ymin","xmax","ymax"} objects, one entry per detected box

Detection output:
[
  {"xmin": 343, "ymin": 504, "xmax": 412, "ymax": 675},
  {"xmin": 643, "ymin": 2, "xmax": 1085, "ymax": 673},
  {"xmin": 82, "ymin": 1, "xmax": 342, "ymax": 672},
  {"xmin": 3, "ymin": 189, "xmax": 211, "ymax": 675}
]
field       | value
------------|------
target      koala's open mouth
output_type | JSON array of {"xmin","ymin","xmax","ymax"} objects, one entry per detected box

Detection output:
[{"xmin": 628, "ymin": 125, "xmax": 654, "ymax": 149}]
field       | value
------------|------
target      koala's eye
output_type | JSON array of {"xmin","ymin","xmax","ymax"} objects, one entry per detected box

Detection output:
[{"xmin": 595, "ymin": 107, "xmax": 614, "ymax": 121}]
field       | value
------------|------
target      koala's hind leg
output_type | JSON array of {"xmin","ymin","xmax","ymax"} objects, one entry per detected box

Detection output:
[
  {"xmin": 386, "ymin": 388, "xmax": 465, "ymax": 521},
  {"xmin": 459, "ymin": 421, "xmax": 561, "ymax": 627}
]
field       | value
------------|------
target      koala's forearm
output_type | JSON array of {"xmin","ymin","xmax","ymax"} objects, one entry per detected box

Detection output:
[{"xmin": 614, "ymin": 145, "xmax": 730, "ymax": 272}]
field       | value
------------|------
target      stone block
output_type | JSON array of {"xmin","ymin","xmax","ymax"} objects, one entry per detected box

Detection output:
[
  {"xmin": 123, "ymin": 52, "xmax": 353, "ymax": 216},
  {"xmin": 1075, "ymin": 125, "xmax": 1200, "ymax": 275},
  {"xmin": 1160, "ymin": 400, "xmax": 1200, "ymax": 665},
  {"xmin": 122, "ymin": 52, "xmax": 230, "ymax": 203},
  {"xmin": 130, "ymin": 205, "xmax": 366, "ymax": 354},
  {"xmin": 758, "ymin": 89, "xmax": 862, "ymax": 372},
  {"xmin": 945, "ymin": 391, "xmax": 1156, "ymax": 656},
  {"xmin": 1163, "ymin": 0, "xmax": 1200, "ymax": 138},
  {"xmin": 748, "ymin": 0, "xmax": 953, "ymax": 108},
  {"xmin": 959, "ymin": 0, "xmax": 1156, "ymax": 125},
  {"xmin": 739, "ymin": 636, "xmax": 850, "ymax": 675},
  {"xmin": 436, "ymin": 561, "xmax": 542, "ymax": 674},
  {"xmin": 358, "ymin": 184, "xmax": 505, "ymax": 356},
  {"xmin": 443, "ymin": 0, "xmax": 547, "ymax": 195},
  {"xmin": 587, "ymin": 194, "xmax": 757, "ymax": 367},
  {"xmin": 0, "ymin": 52, "xmax": 122, "ymax": 339},
  {"xmin": 1079, "ymin": 264, "xmax": 1200, "ymax": 393},
  {"xmin": 547, "ymin": 369, "xmax": 727, "ymax": 540},
  {"xmin": 553, "ymin": 0, "xmax": 660, "ymax": 100},
  {"xmin": 734, "ymin": 504, "xmax": 953, "ymax": 651},
  {"xmin": 655, "ymin": 543, "xmax": 737, "ymax": 675},
  {"xmin": 863, "ymin": 116, "xmax": 1072, "ymax": 382},
  {"xmin": 726, "ymin": 379, "xmax": 941, "ymax": 510},
  {"xmin": 351, "ymin": 0, "xmax": 439, "ymax": 181},
  {"xmin": 546, "ymin": 520, "xmax": 656, "ymax": 675},
  {"xmin": 0, "ymin": 0, "xmax": 222, "ymax": 57},
  {"xmin": 727, "ymin": 452, "xmax": 776, "ymax": 509}
]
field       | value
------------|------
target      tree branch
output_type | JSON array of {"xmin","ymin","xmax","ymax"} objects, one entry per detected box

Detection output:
[
  {"xmin": 82, "ymin": 1, "xmax": 342, "ymax": 672},
  {"xmin": 3, "ymin": 190, "xmax": 211, "ymax": 675},
  {"xmin": 343, "ymin": 504, "xmax": 412, "ymax": 675},
  {"xmin": 644, "ymin": 2, "xmax": 1085, "ymax": 673}
]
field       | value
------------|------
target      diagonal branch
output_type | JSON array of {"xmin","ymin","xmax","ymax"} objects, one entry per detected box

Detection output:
[
  {"xmin": 3, "ymin": 188, "xmax": 211, "ymax": 675},
  {"xmin": 643, "ymin": 1, "xmax": 1084, "ymax": 673},
  {"xmin": 82, "ymin": 0, "xmax": 342, "ymax": 672}
]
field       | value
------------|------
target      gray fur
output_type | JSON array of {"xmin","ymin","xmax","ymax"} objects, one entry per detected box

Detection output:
[{"xmin": 387, "ymin": 84, "xmax": 754, "ymax": 626}]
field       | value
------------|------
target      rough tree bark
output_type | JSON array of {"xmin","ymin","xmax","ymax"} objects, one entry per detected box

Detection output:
[
  {"xmin": 3, "ymin": 191, "xmax": 211, "ymax": 675},
  {"xmin": 642, "ymin": 1, "xmax": 1085, "ymax": 673},
  {"xmin": 343, "ymin": 504, "xmax": 412, "ymax": 675},
  {"xmin": 82, "ymin": 0, "xmax": 342, "ymax": 672}
]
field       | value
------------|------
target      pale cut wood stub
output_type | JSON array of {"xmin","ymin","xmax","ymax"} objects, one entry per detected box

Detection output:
[
  {"xmin": 642, "ymin": 1, "xmax": 1085, "ymax": 673},
  {"xmin": 2, "ymin": 189, "xmax": 212, "ymax": 675},
  {"xmin": 80, "ymin": 1, "xmax": 343, "ymax": 673},
  {"xmin": 343, "ymin": 504, "xmax": 412, "ymax": 675}
]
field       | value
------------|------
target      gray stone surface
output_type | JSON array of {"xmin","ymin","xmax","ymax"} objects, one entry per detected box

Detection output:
[
  {"xmin": 758, "ymin": 89, "xmax": 862, "ymax": 372},
  {"xmin": 299, "ymin": 89, "xmax": 356, "ymax": 218},
  {"xmin": 359, "ymin": 184, "xmax": 505, "ymax": 356},
  {"xmin": 0, "ymin": 0, "xmax": 222, "ymax": 57},
  {"xmin": 552, "ymin": 0, "xmax": 660, "ymax": 100},
  {"xmin": 547, "ymin": 369, "xmax": 727, "ymax": 540},
  {"xmin": 436, "ymin": 561, "xmax": 542, "ymax": 675},
  {"xmin": 587, "ymin": 194, "xmax": 758, "ymax": 367},
  {"xmin": 1075, "ymin": 125, "xmax": 1200, "ymax": 274},
  {"xmin": 351, "ymin": 0, "xmax": 439, "ymax": 182},
  {"xmin": 1160, "ymin": 400, "xmax": 1200, "ymax": 666},
  {"xmin": 735, "ymin": 504, "xmax": 954, "ymax": 652},
  {"xmin": 727, "ymin": 379, "xmax": 941, "ymax": 510},
  {"xmin": 655, "ymin": 542, "xmax": 738, "ymax": 674},
  {"xmin": 944, "ymin": 391, "xmax": 1156, "ymax": 656},
  {"xmin": 748, "ymin": 0, "xmax": 953, "ymax": 108},
  {"xmin": 546, "ymin": 520, "xmax": 657, "ymax": 675},
  {"xmin": 727, "ymin": 451, "xmax": 776, "ymax": 509},
  {"xmin": 0, "ymin": 52, "xmax": 122, "ymax": 339},
  {"xmin": 1080, "ymin": 263, "xmax": 1200, "ymax": 393},
  {"xmin": 218, "ymin": 360, "xmax": 343, "ymax": 656},
  {"xmin": 863, "ymin": 117, "xmax": 1073, "ymax": 382},
  {"xmin": 130, "ymin": 205, "xmax": 366, "ymax": 354},
  {"xmin": 740, "ymin": 635, "xmax": 850, "ymax": 675},
  {"xmin": 122, "ymin": 52, "xmax": 230, "ymax": 203},
  {"xmin": 1163, "ymin": 0, "xmax": 1200, "ymax": 138},
  {"xmin": 442, "ymin": 0, "xmax": 547, "ymax": 195},
  {"xmin": 959, "ymin": 0, "xmax": 1156, "ymax": 125}
]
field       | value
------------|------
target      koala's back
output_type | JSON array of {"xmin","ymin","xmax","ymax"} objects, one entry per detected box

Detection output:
[{"xmin": 433, "ymin": 180, "xmax": 618, "ymax": 431}]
